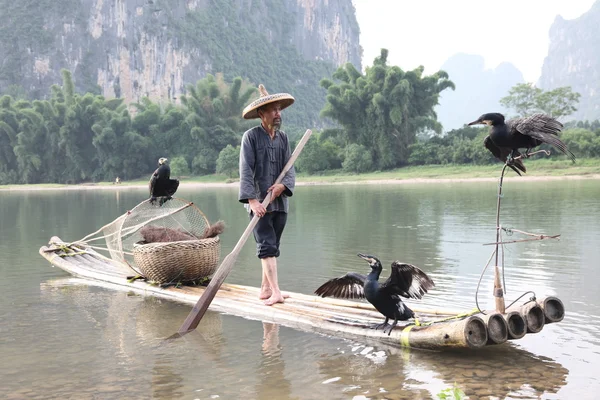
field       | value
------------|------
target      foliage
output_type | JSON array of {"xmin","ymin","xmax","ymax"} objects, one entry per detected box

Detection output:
[
  {"xmin": 169, "ymin": 156, "xmax": 190, "ymax": 177},
  {"xmin": 342, "ymin": 143, "xmax": 373, "ymax": 173},
  {"xmin": 564, "ymin": 119, "xmax": 600, "ymax": 131},
  {"xmin": 1, "ymin": 59, "xmax": 599, "ymax": 185},
  {"xmin": 408, "ymin": 126, "xmax": 494, "ymax": 166},
  {"xmin": 180, "ymin": 73, "xmax": 256, "ymax": 175},
  {"xmin": 560, "ymin": 128, "xmax": 600, "ymax": 158},
  {"xmin": 0, "ymin": 70, "xmax": 259, "ymax": 184},
  {"xmin": 500, "ymin": 83, "xmax": 581, "ymax": 119},
  {"xmin": 295, "ymin": 132, "xmax": 342, "ymax": 174},
  {"xmin": 320, "ymin": 49, "xmax": 454, "ymax": 169},
  {"xmin": 216, "ymin": 144, "xmax": 240, "ymax": 178},
  {"xmin": 437, "ymin": 383, "xmax": 466, "ymax": 400}
]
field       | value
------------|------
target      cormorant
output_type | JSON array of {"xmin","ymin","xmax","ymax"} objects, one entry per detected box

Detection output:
[
  {"xmin": 468, "ymin": 113, "xmax": 576, "ymax": 174},
  {"xmin": 149, "ymin": 157, "xmax": 179, "ymax": 206},
  {"xmin": 314, "ymin": 253, "xmax": 435, "ymax": 335}
]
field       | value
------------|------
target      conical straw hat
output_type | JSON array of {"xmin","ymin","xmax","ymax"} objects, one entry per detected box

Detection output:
[{"xmin": 242, "ymin": 84, "xmax": 295, "ymax": 119}]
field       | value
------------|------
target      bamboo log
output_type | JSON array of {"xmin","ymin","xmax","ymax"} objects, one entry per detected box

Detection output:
[
  {"xmin": 507, "ymin": 302, "xmax": 545, "ymax": 334},
  {"xmin": 399, "ymin": 316, "xmax": 488, "ymax": 349},
  {"xmin": 481, "ymin": 312, "xmax": 508, "ymax": 345},
  {"xmin": 224, "ymin": 283, "xmax": 466, "ymax": 316},
  {"xmin": 502, "ymin": 311, "xmax": 527, "ymax": 340},
  {"xmin": 536, "ymin": 296, "xmax": 565, "ymax": 324}
]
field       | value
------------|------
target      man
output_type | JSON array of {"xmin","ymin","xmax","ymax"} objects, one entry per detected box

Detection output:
[{"xmin": 239, "ymin": 84, "xmax": 296, "ymax": 306}]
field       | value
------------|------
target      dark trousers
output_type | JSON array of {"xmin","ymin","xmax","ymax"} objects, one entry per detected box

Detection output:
[{"xmin": 251, "ymin": 211, "xmax": 287, "ymax": 259}]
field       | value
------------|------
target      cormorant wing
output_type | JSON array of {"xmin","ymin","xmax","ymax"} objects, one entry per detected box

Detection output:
[
  {"xmin": 149, "ymin": 169, "xmax": 158, "ymax": 196},
  {"xmin": 483, "ymin": 136, "xmax": 526, "ymax": 176},
  {"xmin": 508, "ymin": 114, "xmax": 575, "ymax": 162},
  {"xmin": 381, "ymin": 262, "xmax": 434, "ymax": 300},
  {"xmin": 314, "ymin": 272, "xmax": 367, "ymax": 300}
]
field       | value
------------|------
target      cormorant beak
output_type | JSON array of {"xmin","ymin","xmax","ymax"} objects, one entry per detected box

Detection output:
[
  {"xmin": 357, "ymin": 253, "xmax": 380, "ymax": 268},
  {"xmin": 357, "ymin": 253, "xmax": 374, "ymax": 264},
  {"xmin": 468, "ymin": 119, "xmax": 492, "ymax": 126}
]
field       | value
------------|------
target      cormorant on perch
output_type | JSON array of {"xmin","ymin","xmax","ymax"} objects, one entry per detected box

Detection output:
[
  {"xmin": 468, "ymin": 113, "xmax": 576, "ymax": 175},
  {"xmin": 149, "ymin": 157, "xmax": 179, "ymax": 206},
  {"xmin": 314, "ymin": 253, "xmax": 435, "ymax": 335}
]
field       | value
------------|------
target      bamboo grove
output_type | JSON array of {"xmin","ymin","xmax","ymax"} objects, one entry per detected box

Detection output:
[{"xmin": 2, "ymin": 49, "xmax": 599, "ymax": 184}]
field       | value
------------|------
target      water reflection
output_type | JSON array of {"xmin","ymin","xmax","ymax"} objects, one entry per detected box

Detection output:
[
  {"xmin": 316, "ymin": 340, "xmax": 568, "ymax": 399},
  {"xmin": 256, "ymin": 323, "xmax": 295, "ymax": 400}
]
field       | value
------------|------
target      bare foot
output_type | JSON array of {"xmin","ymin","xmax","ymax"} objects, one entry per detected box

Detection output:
[
  {"xmin": 259, "ymin": 286, "xmax": 272, "ymax": 300},
  {"xmin": 264, "ymin": 293, "xmax": 285, "ymax": 306},
  {"xmin": 260, "ymin": 287, "xmax": 290, "ymax": 300}
]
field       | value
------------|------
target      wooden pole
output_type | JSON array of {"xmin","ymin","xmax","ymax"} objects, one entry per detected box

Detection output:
[
  {"xmin": 493, "ymin": 165, "xmax": 507, "ymax": 313},
  {"xmin": 175, "ymin": 129, "xmax": 313, "ymax": 336}
]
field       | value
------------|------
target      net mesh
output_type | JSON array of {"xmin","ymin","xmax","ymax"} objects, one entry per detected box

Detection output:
[{"xmin": 100, "ymin": 197, "xmax": 210, "ymax": 269}]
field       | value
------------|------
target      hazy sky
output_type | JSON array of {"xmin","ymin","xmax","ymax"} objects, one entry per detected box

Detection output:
[{"xmin": 353, "ymin": 0, "xmax": 596, "ymax": 82}]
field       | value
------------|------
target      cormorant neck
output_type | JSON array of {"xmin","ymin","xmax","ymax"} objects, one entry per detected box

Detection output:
[{"xmin": 367, "ymin": 265, "xmax": 382, "ymax": 280}]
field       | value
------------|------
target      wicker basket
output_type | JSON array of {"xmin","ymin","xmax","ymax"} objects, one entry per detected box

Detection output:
[{"xmin": 133, "ymin": 237, "xmax": 221, "ymax": 284}]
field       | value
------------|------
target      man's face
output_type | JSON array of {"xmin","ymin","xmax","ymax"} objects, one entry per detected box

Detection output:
[{"xmin": 259, "ymin": 103, "xmax": 282, "ymax": 130}]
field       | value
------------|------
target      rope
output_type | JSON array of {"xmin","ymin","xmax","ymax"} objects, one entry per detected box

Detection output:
[{"xmin": 410, "ymin": 307, "xmax": 481, "ymax": 328}]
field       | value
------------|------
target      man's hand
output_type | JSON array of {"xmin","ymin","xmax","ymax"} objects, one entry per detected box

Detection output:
[
  {"xmin": 267, "ymin": 183, "xmax": 286, "ymax": 203},
  {"xmin": 248, "ymin": 199, "xmax": 266, "ymax": 217}
]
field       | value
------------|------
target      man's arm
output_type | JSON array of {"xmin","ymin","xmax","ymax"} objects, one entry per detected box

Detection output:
[{"xmin": 239, "ymin": 131, "xmax": 256, "ymax": 203}]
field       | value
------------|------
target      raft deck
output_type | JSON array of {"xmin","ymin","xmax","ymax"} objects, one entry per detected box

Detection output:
[{"xmin": 39, "ymin": 236, "xmax": 564, "ymax": 350}]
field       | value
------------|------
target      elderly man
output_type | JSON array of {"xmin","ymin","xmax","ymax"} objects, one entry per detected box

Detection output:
[{"xmin": 239, "ymin": 84, "xmax": 296, "ymax": 306}]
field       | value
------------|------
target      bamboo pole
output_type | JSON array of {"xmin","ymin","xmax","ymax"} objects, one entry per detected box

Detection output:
[
  {"xmin": 223, "ymin": 283, "xmax": 465, "ymax": 318},
  {"xmin": 400, "ymin": 316, "xmax": 488, "ymax": 349},
  {"xmin": 535, "ymin": 296, "xmax": 565, "ymax": 324},
  {"xmin": 507, "ymin": 302, "xmax": 545, "ymax": 334},
  {"xmin": 493, "ymin": 165, "xmax": 508, "ymax": 313},
  {"xmin": 481, "ymin": 312, "xmax": 508, "ymax": 345},
  {"xmin": 502, "ymin": 310, "xmax": 527, "ymax": 340}
]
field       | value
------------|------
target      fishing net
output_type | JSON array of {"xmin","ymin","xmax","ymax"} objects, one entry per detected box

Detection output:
[{"xmin": 78, "ymin": 197, "xmax": 221, "ymax": 283}]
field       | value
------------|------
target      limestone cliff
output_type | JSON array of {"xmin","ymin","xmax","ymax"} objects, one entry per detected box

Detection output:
[
  {"xmin": 0, "ymin": 0, "xmax": 361, "ymax": 126},
  {"xmin": 539, "ymin": 1, "xmax": 600, "ymax": 121}
]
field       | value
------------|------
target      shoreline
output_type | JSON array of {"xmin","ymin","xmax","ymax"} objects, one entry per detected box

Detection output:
[{"xmin": 2, "ymin": 173, "xmax": 600, "ymax": 192}]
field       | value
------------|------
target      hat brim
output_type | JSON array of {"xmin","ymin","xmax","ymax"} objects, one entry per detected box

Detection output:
[{"xmin": 242, "ymin": 94, "xmax": 295, "ymax": 119}]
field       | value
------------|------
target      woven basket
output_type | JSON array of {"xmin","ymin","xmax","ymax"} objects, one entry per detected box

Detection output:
[{"xmin": 133, "ymin": 237, "xmax": 221, "ymax": 284}]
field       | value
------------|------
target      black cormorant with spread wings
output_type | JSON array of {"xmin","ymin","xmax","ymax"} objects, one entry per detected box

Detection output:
[
  {"xmin": 314, "ymin": 253, "xmax": 435, "ymax": 335},
  {"xmin": 149, "ymin": 157, "xmax": 179, "ymax": 206},
  {"xmin": 468, "ymin": 113, "xmax": 576, "ymax": 175}
]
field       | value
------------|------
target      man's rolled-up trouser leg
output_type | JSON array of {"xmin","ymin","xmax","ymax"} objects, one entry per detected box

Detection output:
[{"xmin": 251, "ymin": 211, "xmax": 287, "ymax": 259}]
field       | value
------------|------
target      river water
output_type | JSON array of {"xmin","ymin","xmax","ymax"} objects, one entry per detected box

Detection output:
[{"xmin": 1, "ymin": 178, "xmax": 599, "ymax": 399}]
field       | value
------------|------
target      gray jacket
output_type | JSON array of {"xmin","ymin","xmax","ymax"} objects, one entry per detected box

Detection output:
[{"xmin": 238, "ymin": 125, "xmax": 295, "ymax": 213}]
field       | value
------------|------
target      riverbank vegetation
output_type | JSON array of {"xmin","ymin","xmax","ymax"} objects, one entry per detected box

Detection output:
[{"xmin": 1, "ymin": 50, "xmax": 597, "ymax": 186}]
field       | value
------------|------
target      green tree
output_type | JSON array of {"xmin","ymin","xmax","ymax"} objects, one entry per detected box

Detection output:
[
  {"xmin": 560, "ymin": 128, "xmax": 600, "ymax": 158},
  {"xmin": 500, "ymin": 83, "xmax": 580, "ymax": 119},
  {"xmin": 181, "ymin": 74, "xmax": 256, "ymax": 174},
  {"xmin": 320, "ymin": 49, "xmax": 454, "ymax": 169},
  {"xmin": 216, "ymin": 144, "xmax": 240, "ymax": 178},
  {"xmin": 169, "ymin": 156, "xmax": 190, "ymax": 178},
  {"xmin": 296, "ymin": 133, "xmax": 342, "ymax": 174},
  {"xmin": 342, "ymin": 143, "xmax": 373, "ymax": 173}
]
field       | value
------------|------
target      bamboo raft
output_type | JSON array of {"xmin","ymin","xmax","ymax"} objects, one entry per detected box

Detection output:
[{"xmin": 39, "ymin": 236, "xmax": 565, "ymax": 351}]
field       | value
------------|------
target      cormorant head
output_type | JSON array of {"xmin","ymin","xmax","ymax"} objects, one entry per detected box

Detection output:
[
  {"xmin": 158, "ymin": 157, "xmax": 168, "ymax": 165},
  {"xmin": 467, "ymin": 113, "xmax": 505, "ymax": 126},
  {"xmin": 357, "ymin": 253, "xmax": 383, "ymax": 271}
]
